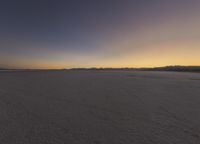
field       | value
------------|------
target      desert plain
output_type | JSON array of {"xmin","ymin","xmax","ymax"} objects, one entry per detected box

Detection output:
[{"xmin": 0, "ymin": 70, "xmax": 200, "ymax": 144}]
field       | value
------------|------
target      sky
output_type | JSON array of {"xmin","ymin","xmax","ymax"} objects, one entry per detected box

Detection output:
[{"xmin": 0, "ymin": 0, "xmax": 200, "ymax": 69}]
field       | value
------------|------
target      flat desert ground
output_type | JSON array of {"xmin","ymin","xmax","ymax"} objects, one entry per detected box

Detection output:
[{"xmin": 0, "ymin": 70, "xmax": 200, "ymax": 144}]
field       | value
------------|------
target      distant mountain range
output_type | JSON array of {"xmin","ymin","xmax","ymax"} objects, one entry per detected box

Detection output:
[
  {"xmin": 1, "ymin": 66, "xmax": 200, "ymax": 72},
  {"xmin": 141, "ymin": 66, "xmax": 200, "ymax": 72},
  {"xmin": 70, "ymin": 66, "xmax": 200, "ymax": 72},
  {"xmin": 70, "ymin": 68, "xmax": 137, "ymax": 71}
]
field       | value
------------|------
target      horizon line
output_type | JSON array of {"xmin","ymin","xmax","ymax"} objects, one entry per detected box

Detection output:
[{"xmin": 1, "ymin": 65, "xmax": 200, "ymax": 70}]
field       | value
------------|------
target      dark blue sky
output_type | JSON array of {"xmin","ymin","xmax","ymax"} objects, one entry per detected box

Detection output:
[
  {"xmin": 1, "ymin": 0, "xmax": 200, "ymax": 68},
  {"xmin": 1, "ymin": 0, "xmax": 133, "ymax": 47}
]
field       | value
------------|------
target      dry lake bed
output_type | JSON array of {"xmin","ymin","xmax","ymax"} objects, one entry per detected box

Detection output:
[{"xmin": 0, "ymin": 70, "xmax": 200, "ymax": 144}]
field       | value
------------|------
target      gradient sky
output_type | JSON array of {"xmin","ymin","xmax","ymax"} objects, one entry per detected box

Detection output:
[{"xmin": 0, "ymin": 0, "xmax": 200, "ymax": 69}]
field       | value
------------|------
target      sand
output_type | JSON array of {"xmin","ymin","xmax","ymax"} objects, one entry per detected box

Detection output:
[{"xmin": 0, "ymin": 70, "xmax": 200, "ymax": 144}]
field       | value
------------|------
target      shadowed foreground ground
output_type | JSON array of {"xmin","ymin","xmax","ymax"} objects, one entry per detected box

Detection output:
[{"xmin": 0, "ymin": 70, "xmax": 200, "ymax": 144}]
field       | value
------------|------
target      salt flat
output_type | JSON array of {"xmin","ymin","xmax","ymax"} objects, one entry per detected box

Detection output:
[{"xmin": 0, "ymin": 70, "xmax": 200, "ymax": 144}]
